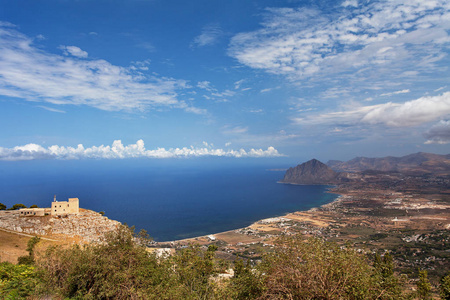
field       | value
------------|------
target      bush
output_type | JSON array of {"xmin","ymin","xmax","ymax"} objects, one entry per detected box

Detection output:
[
  {"xmin": 255, "ymin": 236, "xmax": 406, "ymax": 300},
  {"xmin": 440, "ymin": 273, "xmax": 450, "ymax": 300},
  {"xmin": 36, "ymin": 225, "xmax": 169, "ymax": 299},
  {"xmin": 0, "ymin": 262, "xmax": 38, "ymax": 299},
  {"xmin": 0, "ymin": 203, "xmax": 6, "ymax": 210}
]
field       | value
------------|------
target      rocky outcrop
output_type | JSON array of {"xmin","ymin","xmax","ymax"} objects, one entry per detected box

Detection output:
[
  {"xmin": 0, "ymin": 209, "xmax": 120, "ymax": 243},
  {"xmin": 280, "ymin": 159, "xmax": 338, "ymax": 185}
]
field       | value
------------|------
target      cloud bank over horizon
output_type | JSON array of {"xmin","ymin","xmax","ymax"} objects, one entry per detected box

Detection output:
[{"xmin": 0, "ymin": 140, "xmax": 284, "ymax": 161}]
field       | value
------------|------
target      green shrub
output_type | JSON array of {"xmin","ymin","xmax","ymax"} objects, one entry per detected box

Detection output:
[
  {"xmin": 440, "ymin": 273, "xmax": 450, "ymax": 300},
  {"xmin": 0, "ymin": 262, "xmax": 38, "ymax": 299}
]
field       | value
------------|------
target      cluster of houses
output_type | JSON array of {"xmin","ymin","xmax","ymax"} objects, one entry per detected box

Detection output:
[{"xmin": 19, "ymin": 196, "xmax": 79, "ymax": 217}]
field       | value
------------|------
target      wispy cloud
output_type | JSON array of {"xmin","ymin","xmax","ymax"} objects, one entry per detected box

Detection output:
[
  {"xmin": 222, "ymin": 126, "xmax": 249, "ymax": 135},
  {"xmin": 0, "ymin": 23, "xmax": 202, "ymax": 114},
  {"xmin": 229, "ymin": 1, "xmax": 450, "ymax": 85},
  {"xmin": 341, "ymin": 0, "xmax": 358, "ymax": 7},
  {"xmin": 197, "ymin": 80, "xmax": 235, "ymax": 102},
  {"xmin": 380, "ymin": 89, "xmax": 410, "ymax": 97},
  {"xmin": 191, "ymin": 24, "xmax": 222, "ymax": 48},
  {"xmin": 37, "ymin": 106, "xmax": 66, "ymax": 113},
  {"xmin": 234, "ymin": 79, "xmax": 245, "ymax": 90},
  {"xmin": 294, "ymin": 92, "xmax": 450, "ymax": 127},
  {"xmin": 260, "ymin": 88, "xmax": 273, "ymax": 93},
  {"xmin": 0, "ymin": 140, "xmax": 283, "ymax": 161},
  {"xmin": 197, "ymin": 81, "xmax": 215, "ymax": 91},
  {"xmin": 424, "ymin": 120, "xmax": 450, "ymax": 144}
]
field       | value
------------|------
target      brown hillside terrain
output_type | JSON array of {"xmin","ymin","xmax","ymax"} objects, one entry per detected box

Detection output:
[{"xmin": 327, "ymin": 152, "xmax": 450, "ymax": 174}]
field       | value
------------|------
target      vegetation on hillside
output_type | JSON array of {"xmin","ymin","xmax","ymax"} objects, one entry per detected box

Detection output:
[{"xmin": 0, "ymin": 225, "xmax": 447, "ymax": 299}]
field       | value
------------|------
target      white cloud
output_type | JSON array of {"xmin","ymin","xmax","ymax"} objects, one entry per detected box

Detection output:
[
  {"xmin": 294, "ymin": 92, "xmax": 450, "ymax": 127},
  {"xmin": 380, "ymin": 89, "xmax": 410, "ymax": 97},
  {"xmin": 59, "ymin": 45, "xmax": 88, "ymax": 58},
  {"xmin": 197, "ymin": 80, "xmax": 235, "ymax": 102},
  {"xmin": 37, "ymin": 106, "xmax": 66, "ymax": 113},
  {"xmin": 0, "ymin": 140, "xmax": 283, "ymax": 161},
  {"xmin": 222, "ymin": 126, "xmax": 249, "ymax": 135},
  {"xmin": 197, "ymin": 81, "xmax": 214, "ymax": 91},
  {"xmin": 234, "ymin": 79, "xmax": 245, "ymax": 89},
  {"xmin": 341, "ymin": 0, "xmax": 358, "ymax": 7},
  {"xmin": 0, "ymin": 23, "xmax": 201, "ymax": 114},
  {"xmin": 424, "ymin": 120, "xmax": 450, "ymax": 144},
  {"xmin": 191, "ymin": 24, "xmax": 222, "ymax": 47},
  {"xmin": 211, "ymin": 90, "xmax": 235, "ymax": 98},
  {"xmin": 229, "ymin": 1, "xmax": 450, "ymax": 83}
]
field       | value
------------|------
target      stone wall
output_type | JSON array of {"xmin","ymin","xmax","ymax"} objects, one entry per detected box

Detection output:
[{"xmin": 0, "ymin": 209, "xmax": 121, "ymax": 243}]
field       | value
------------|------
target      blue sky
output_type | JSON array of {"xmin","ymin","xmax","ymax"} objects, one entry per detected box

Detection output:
[{"xmin": 0, "ymin": 0, "xmax": 449, "ymax": 163}]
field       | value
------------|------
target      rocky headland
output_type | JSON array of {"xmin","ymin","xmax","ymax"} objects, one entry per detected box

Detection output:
[{"xmin": 280, "ymin": 159, "xmax": 338, "ymax": 184}]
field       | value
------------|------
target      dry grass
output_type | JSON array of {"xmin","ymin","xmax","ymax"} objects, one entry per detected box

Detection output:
[
  {"xmin": 0, "ymin": 229, "xmax": 30, "ymax": 263},
  {"xmin": 0, "ymin": 228, "xmax": 80, "ymax": 264}
]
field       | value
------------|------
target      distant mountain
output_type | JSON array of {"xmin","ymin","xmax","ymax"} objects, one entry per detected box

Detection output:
[
  {"xmin": 327, "ymin": 152, "xmax": 450, "ymax": 174},
  {"xmin": 280, "ymin": 159, "xmax": 338, "ymax": 185}
]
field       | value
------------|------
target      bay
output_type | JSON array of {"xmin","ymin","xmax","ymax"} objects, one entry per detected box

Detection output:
[{"xmin": 0, "ymin": 159, "xmax": 338, "ymax": 241}]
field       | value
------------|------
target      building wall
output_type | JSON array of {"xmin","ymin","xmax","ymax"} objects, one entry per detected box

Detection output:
[
  {"xmin": 51, "ymin": 198, "xmax": 79, "ymax": 216},
  {"xmin": 19, "ymin": 208, "xmax": 46, "ymax": 217}
]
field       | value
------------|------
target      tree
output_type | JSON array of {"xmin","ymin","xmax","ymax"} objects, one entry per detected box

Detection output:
[
  {"xmin": 18, "ymin": 236, "xmax": 40, "ymax": 265},
  {"xmin": 373, "ymin": 251, "xmax": 403, "ymax": 299},
  {"xmin": 440, "ymin": 273, "xmax": 450, "ymax": 300},
  {"xmin": 29, "ymin": 204, "xmax": 38, "ymax": 208},
  {"xmin": 229, "ymin": 257, "xmax": 264, "ymax": 299},
  {"xmin": 0, "ymin": 203, "xmax": 6, "ymax": 210},
  {"xmin": 417, "ymin": 269, "xmax": 432, "ymax": 300},
  {"xmin": 8, "ymin": 204, "xmax": 26, "ymax": 210}
]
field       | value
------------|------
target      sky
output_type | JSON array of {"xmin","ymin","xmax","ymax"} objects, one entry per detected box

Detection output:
[{"xmin": 0, "ymin": 0, "xmax": 449, "ymax": 163}]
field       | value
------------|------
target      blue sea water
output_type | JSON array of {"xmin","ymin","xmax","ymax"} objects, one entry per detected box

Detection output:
[{"xmin": 0, "ymin": 159, "xmax": 338, "ymax": 241}]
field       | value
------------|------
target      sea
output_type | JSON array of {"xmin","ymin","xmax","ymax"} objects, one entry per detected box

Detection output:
[{"xmin": 0, "ymin": 159, "xmax": 338, "ymax": 242}]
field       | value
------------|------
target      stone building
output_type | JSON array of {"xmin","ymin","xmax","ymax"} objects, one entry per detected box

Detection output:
[
  {"xmin": 18, "ymin": 196, "xmax": 80, "ymax": 217},
  {"xmin": 19, "ymin": 208, "xmax": 47, "ymax": 217},
  {"xmin": 51, "ymin": 197, "xmax": 79, "ymax": 216}
]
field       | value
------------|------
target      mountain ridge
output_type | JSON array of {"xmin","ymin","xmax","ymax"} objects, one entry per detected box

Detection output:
[
  {"xmin": 326, "ymin": 152, "xmax": 450, "ymax": 174},
  {"xmin": 281, "ymin": 152, "xmax": 450, "ymax": 185}
]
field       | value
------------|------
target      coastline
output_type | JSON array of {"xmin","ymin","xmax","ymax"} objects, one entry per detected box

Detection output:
[{"xmin": 155, "ymin": 184, "xmax": 344, "ymax": 246}]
